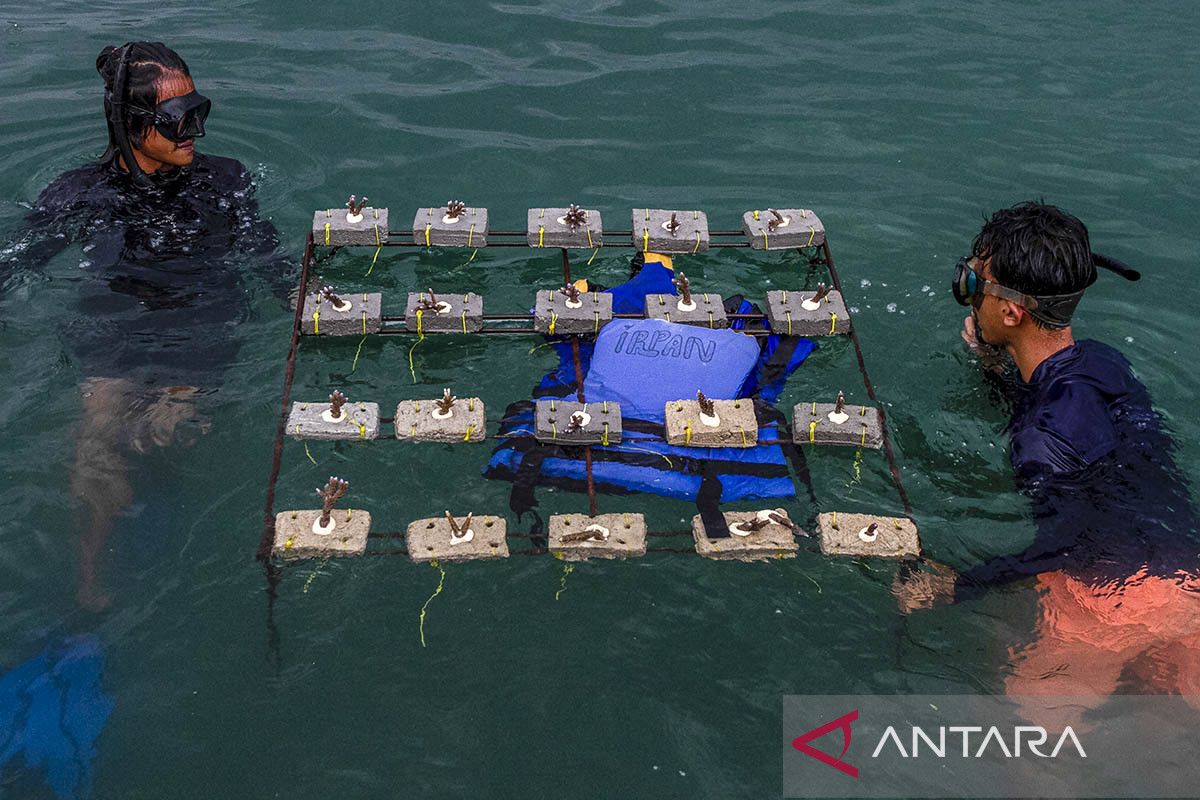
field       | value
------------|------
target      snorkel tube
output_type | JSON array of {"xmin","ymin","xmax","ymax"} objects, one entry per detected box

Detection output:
[{"xmin": 105, "ymin": 43, "xmax": 151, "ymax": 186}]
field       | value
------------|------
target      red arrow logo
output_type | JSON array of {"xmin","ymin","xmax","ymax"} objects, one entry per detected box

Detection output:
[{"xmin": 791, "ymin": 709, "xmax": 859, "ymax": 778}]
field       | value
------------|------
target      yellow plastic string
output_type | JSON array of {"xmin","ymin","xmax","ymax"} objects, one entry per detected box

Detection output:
[
  {"xmin": 364, "ymin": 224, "xmax": 383, "ymax": 277},
  {"xmin": 692, "ymin": 232, "xmax": 701, "ymax": 254},
  {"xmin": 753, "ymin": 209, "xmax": 760, "ymax": 220},
  {"xmin": 707, "ymin": 311, "xmax": 714, "ymax": 329},
  {"xmin": 610, "ymin": 444, "xmax": 673, "ymax": 468},
  {"xmin": 463, "ymin": 425, "xmax": 475, "ymax": 442},
  {"xmin": 739, "ymin": 426, "xmax": 747, "ymax": 446},
  {"xmin": 786, "ymin": 312, "xmax": 793, "ymax": 335},
  {"xmin": 283, "ymin": 537, "xmax": 294, "ymax": 551},
  {"xmin": 692, "ymin": 210, "xmax": 698, "ymax": 219},
  {"xmin": 350, "ymin": 335, "xmax": 367, "ymax": 373},
  {"xmin": 468, "ymin": 224, "xmax": 475, "ymax": 247},
  {"xmin": 461, "ymin": 311, "xmax": 468, "ymax": 333},
  {"xmin": 850, "ymin": 448, "xmax": 863, "ymax": 485},
  {"xmin": 303, "ymin": 440, "xmax": 316, "ymax": 465},
  {"xmin": 594, "ymin": 312, "xmax": 600, "ymax": 334},
  {"xmin": 807, "ymin": 228, "xmax": 816, "ymax": 247},
  {"xmin": 423, "ymin": 223, "xmax": 431, "ymax": 247},
  {"xmin": 642, "ymin": 228, "xmax": 649, "ymax": 251},
  {"xmin": 538, "ymin": 225, "xmax": 545, "ymax": 248},
  {"xmin": 418, "ymin": 561, "xmax": 446, "ymax": 648},
  {"xmin": 832, "ymin": 511, "xmax": 839, "ymax": 529},
  {"xmin": 644, "ymin": 208, "xmax": 650, "ymax": 221},
  {"xmin": 601, "ymin": 422, "xmax": 610, "ymax": 446},
  {"xmin": 763, "ymin": 230, "xmax": 769, "ymax": 249},
  {"xmin": 408, "ymin": 310, "xmax": 425, "ymax": 383},
  {"xmin": 311, "ymin": 308, "xmax": 320, "ymax": 335},
  {"xmin": 808, "ymin": 420, "xmax": 817, "ymax": 443},
  {"xmin": 357, "ymin": 422, "xmax": 367, "ymax": 439},
  {"xmin": 458, "ymin": 248, "xmax": 478, "ymax": 268},
  {"xmin": 409, "ymin": 423, "xmax": 417, "ymax": 437},
  {"xmin": 586, "ymin": 247, "xmax": 600, "ymax": 266},
  {"xmin": 685, "ymin": 423, "xmax": 693, "ymax": 445},
  {"xmin": 323, "ymin": 223, "xmax": 330, "ymax": 246},
  {"xmin": 302, "ymin": 556, "xmax": 330, "ymax": 594},
  {"xmin": 860, "ymin": 425, "xmax": 868, "ymax": 446},
  {"xmin": 550, "ymin": 423, "xmax": 557, "ymax": 442},
  {"xmin": 548, "ymin": 312, "xmax": 558, "ymax": 335},
  {"xmin": 555, "ymin": 563, "xmax": 575, "ymax": 601},
  {"xmin": 829, "ymin": 312, "xmax": 838, "ymax": 335},
  {"xmin": 586, "ymin": 227, "xmax": 593, "ymax": 248}
]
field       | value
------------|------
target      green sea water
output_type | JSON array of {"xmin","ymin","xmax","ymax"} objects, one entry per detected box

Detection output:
[{"xmin": 1, "ymin": 2, "xmax": 1198, "ymax": 798}]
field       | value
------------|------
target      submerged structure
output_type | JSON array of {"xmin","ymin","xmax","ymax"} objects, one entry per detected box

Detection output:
[{"xmin": 261, "ymin": 199, "xmax": 917, "ymax": 580}]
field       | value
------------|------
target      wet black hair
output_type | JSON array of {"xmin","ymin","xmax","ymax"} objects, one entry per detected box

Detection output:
[
  {"xmin": 972, "ymin": 201, "xmax": 1096, "ymax": 329},
  {"xmin": 95, "ymin": 42, "xmax": 191, "ymax": 165}
]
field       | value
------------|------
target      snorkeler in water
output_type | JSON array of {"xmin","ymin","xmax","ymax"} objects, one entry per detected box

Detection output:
[
  {"xmin": 894, "ymin": 202, "xmax": 1200, "ymax": 724},
  {"xmin": 0, "ymin": 42, "xmax": 291, "ymax": 610}
]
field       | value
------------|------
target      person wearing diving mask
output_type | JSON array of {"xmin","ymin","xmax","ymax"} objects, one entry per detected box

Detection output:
[
  {"xmin": 895, "ymin": 201, "xmax": 1200, "ymax": 727},
  {"xmin": 1, "ymin": 42, "xmax": 290, "ymax": 611}
]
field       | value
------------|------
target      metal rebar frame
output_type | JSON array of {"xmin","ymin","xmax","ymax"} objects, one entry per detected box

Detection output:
[{"xmin": 258, "ymin": 228, "xmax": 912, "ymax": 567}]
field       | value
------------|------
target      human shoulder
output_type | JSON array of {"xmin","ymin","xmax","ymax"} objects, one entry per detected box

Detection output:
[
  {"xmin": 32, "ymin": 162, "xmax": 114, "ymax": 216},
  {"xmin": 191, "ymin": 153, "xmax": 252, "ymax": 191},
  {"xmin": 1012, "ymin": 344, "xmax": 1123, "ymax": 476}
]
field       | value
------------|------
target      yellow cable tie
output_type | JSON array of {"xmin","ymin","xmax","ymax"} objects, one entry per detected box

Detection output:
[
  {"xmin": 538, "ymin": 225, "xmax": 544, "ymax": 248},
  {"xmin": 358, "ymin": 423, "xmax": 366, "ymax": 439},
  {"xmin": 860, "ymin": 426, "xmax": 868, "ymax": 446},
  {"xmin": 468, "ymin": 224, "xmax": 475, "ymax": 247},
  {"xmin": 753, "ymin": 209, "xmax": 760, "ymax": 220},
  {"xmin": 312, "ymin": 308, "xmax": 320, "ymax": 336},
  {"xmin": 539, "ymin": 208, "xmax": 545, "ymax": 218},
  {"xmin": 829, "ymin": 312, "xmax": 837, "ymax": 335},
  {"xmin": 786, "ymin": 311, "xmax": 793, "ymax": 335},
  {"xmin": 763, "ymin": 230, "xmax": 769, "ymax": 249},
  {"xmin": 685, "ymin": 423, "xmax": 692, "ymax": 445},
  {"xmin": 808, "ymin": 420, "xmax": 817, "ymax": 443},
  {"xmin": 739, "ymin": 426, "xmax": 747, "ymax": 446},
  {"xmin": 463, "ymin": 425, "xmax": 474, "ymax": 442},
  {"xmin": 551, "ymin": 422, "xmax": 557, "ymax": 442},
  {"xmin": 550, "ymin": 399, "xmax": 556, "ymax": 412},
  {"xmin": 361, "ymin": 312, "xmax": 367, "ymax": 335},
  {"xmin": 707, "ymin": 311, "xmax": 714, "ymax": 328},
  {"xmin": 644, "ymin": 208, "xmax": 650, "ymax": 221},
  {"xmin": 416, "ymin": 309, "xmax": 424, "ymax": 337},
  {"xmin": 642, "ymin": 228, "xmax": 649, "ymax": 252},
  {"xmin": 548, "ymin": 312, "xmax": 558, "ymax": 335},
  {"xmin": 601, "ymin": 422, "xmax": 609, "ymax": 446},
  {"xmin": 692, "ymin": 232, "xmax": 701, "ymax": 254},
  {"xmin": 424, "ymin": 223, "xmax": 431, "ymax": 247},
  {"xmin": 692, "ymin": 210, "xmax": 698, "ymax": 219},
  {"xmin": 461, "ymin": 311, "xmax": 467, "ymax": 333},
  {"xmin": 807, "ymin": 227, "xmax": 815, "ymax": 247},
  {"xmin": 468, "ymin": 398, "xmax": 475, "ymax": 411},
  {"xmin": 324, "ymin": 222, "xmax": 330, "ymax": 246},
  {"xmin": 602, "ymin": 400, "xmax": 608, "ymax": 413},
  {"xmin": 410, "ymin": 423, "xmax": 417, "ymax": 437},
  {"xmin": 832, "ymin": 511, "xmax": 838, "ymax": 529}
]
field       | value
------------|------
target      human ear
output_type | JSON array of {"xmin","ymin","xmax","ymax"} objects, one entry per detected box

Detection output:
[{"xmin": 1001, "ymin": 300, "xmax": 1024, "ymax": 328}]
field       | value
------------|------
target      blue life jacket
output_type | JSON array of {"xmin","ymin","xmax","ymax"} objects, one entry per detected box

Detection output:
[
  {"xmin": 0, "ymin": 635, "xmax": 111, "ymax": 799},
  {"xmin": 484, "ymin": 259, "xmax": 816, "ymax": 518}
]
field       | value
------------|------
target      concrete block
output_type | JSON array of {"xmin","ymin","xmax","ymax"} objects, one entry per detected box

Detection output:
[
  {"xmin": 741, "ymin": 208, "xmax": 825, "ymax": 250},
  {"xmin": 404, "ymin": 292, "xmax": 484, "ymax": 334},
  {"xmin": 534, "ymin": 399, "xmax": 622, "ymax": 445},
  {"xmin": 793, "ymin": 401, "xmax": 883, "ymax": 449},
  {"xmin": 526, "ymin": 207, "xmax": 604, "ymax": 249},
  {"xmin": 549, "ymin": 513, "xmax": 646, "ymax": 560},
  {"xmin": 273, "ymin": 509, "xmax": 371, "ymax": 559},
  {"xmin": 643, "ymin": 292, "xmax": 728, "ymax": 328},
  {"xmin": 631, "ymin": 208, "xmax": 709, "ymax": 254},
  {"xmin": 286, "ymin": 401, "xmax": 380, "ymax": 441},
  {"xmin": 818, "ymin": 512, "xmax": 920, "ymax": 558},
  {"xmin": 394, "ymin": 397, "xmax": 486, "ymax": 442},
  {"xmin": 533, "ymin": 289, "xmax": 613, "ymax": 335},
  {"xmin": 691, "ymin": 511, "xmax": 800, "ymax": 561},
  {"xmin": 301, "ymin": 292, "xmax": 382, "ymax": 336},
  {"xmin": 764, "ymin": 289, "xmax": 850, "ymax": 336},
  {"xmin": 664, "ymin": 398, "xmax": 757, "ymax": 448},
  {"xmin": 407, "ymin": 515, "xmax": 508, "ymax": 563},
  {"xmin": 312, "ymin": 207, "xmax": 389, "ymax": 247},
  {"xmin": 412, "ymin": 205, "xmax": 488, "ymax": 247}
]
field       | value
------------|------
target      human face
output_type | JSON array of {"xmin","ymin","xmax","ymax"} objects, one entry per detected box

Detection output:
[{"xmin": 134, "ymin": 72, "xmax": 199, "ymax": 170}]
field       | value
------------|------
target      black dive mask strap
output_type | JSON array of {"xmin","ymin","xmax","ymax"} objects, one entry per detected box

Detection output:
[{"xmin": 107, "ymin": 43, "xmax": 150, "ymax": 185}]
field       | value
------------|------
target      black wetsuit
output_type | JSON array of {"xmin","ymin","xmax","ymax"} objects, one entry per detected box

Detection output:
[
  {"xmin": 957, "ymin": 340, "xmax": 1199, "ymax": 594},
  {"xmin": 2, "ymin": 153, "xmax": 291, "ymax": 387}
]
